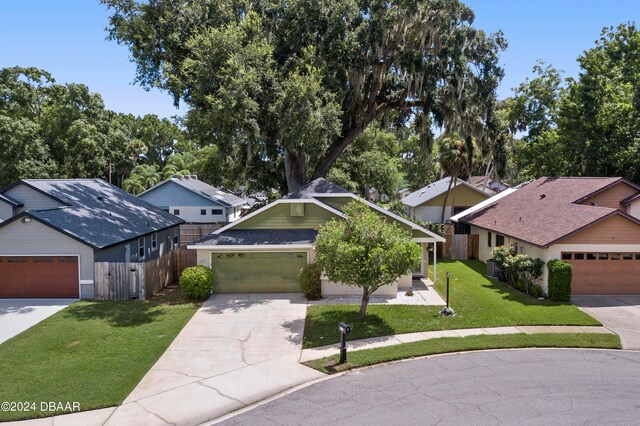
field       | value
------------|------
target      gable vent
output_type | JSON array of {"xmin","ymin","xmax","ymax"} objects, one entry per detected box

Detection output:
[{"xmin": 290, "ymin": 204, "xmax": 305, "ymax": 217}]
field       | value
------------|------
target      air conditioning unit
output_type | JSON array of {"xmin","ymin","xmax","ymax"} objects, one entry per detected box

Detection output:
[{"xmin": 486, "ymin": 259, "xmax": 497, "ymax": 277}]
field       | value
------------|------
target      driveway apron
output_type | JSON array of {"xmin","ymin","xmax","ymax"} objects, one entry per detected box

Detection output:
[
  {"xmin": 0, "ymin": 299, "xmax": 75, "ymax": 344},
  {"xmin": 573, "ymin": 295, "xmax": 640, "ymax": 349},
  {"xmin": 104, "ymin": 293, "xmax": 323, "ymax": 426}
]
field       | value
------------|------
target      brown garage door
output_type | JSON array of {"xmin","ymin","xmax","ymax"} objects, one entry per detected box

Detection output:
[
  {"xmin": 0, "ymin": 256, "xmax": 79, "ymax": 298},
  {"xmin": 562, "ymin": 252, "xmax": 640, "ymax": 295}
]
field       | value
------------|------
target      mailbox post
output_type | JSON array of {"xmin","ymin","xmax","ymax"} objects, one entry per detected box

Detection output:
[{"xmin": 338, "ymin": 322, "xmax": 351, "ymax": 364}]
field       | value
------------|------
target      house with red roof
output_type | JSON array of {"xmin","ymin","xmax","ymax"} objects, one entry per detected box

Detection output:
[{"xmin": 455, "ymin": 177, "xmax": 640, "ymax": 296}]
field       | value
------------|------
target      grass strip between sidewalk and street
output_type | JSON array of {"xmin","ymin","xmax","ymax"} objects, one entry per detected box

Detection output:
[
  {"xmin": 0, "ymin": 288, "xmax": 202, "ymax": 422},
  {"xmin": 303, "ymin": 260, "xmax": 599, "ymax": 348},
  {"xmin": 303, "ymin": 333, "xmax": 622, "ymax": 374}
]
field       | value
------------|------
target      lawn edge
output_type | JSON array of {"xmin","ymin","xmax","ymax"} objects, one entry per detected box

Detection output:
[{"xmin": 302, "ymin": 332, "xmax": 622, "ymax": 374}]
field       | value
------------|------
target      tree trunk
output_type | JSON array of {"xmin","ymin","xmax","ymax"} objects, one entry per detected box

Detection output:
[
  {"xmin": 450, "ymin": 174, "xmax": 458, "ymax": 221},
  {"xmin": 440, "ymin": 173, "xmax": 455, "ymax": 223},
  {"xmin": 284, "ymin": 148, "xmax": 306, "ymax": 193},
  {"xmin": 359, "ymin": 287, "xmax": 372, "ymax": 319}
]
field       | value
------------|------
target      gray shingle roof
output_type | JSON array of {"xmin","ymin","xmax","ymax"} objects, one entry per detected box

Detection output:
[
  {"xmin": 401, "ymin": 177, "xmax": 490, "ymax": 207},
  {"xmin": 10, "ymin": 179, "xmax": 183, "ymax": 249},
  {"xmin": 167, "ymin": 176, "xmax": 246, "ymax": 207},
  {"xmin": 283, "ymin": 178, "xmax": 350, "ymax": 199},
  {"xmin": 0, "ymin": 193, "xmax": 22, "ymax": 207},
  {"xmin": 194, "ymin": 229, "xmax": 317, "ymax": 246}
]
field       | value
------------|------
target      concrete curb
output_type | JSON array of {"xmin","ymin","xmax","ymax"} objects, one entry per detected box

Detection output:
[{"xmin": 300, "ymin": 325, "xmax": 614, "ymax": 362}]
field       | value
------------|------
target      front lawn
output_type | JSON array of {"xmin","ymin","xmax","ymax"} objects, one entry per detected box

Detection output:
[
  {"xmin": 0, "ymin": 288, "xmax": 201, "ymax": 422},
  {"xmin": 304, "ymin": 333, "xmax": 621, "ymax": 374},
  {"xmin": 303, "ymin": 260, "xmax": 599, "ymax": 348}
]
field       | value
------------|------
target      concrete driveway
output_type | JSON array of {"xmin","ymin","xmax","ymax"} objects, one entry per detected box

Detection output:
[
  {"xmin": 573, "ymin": 295, "xmax": 640, "ymax": 350},
  {"xmin": 218, "ymin": 349, "xmax": 640, "ymax": 425},
  {"xmin": 105, "ymin": 293, "xmax": 323, "ymax": 426},
  {"xmin": 0, "ymin": 299, "xmax": 76, "ymax": 344}
]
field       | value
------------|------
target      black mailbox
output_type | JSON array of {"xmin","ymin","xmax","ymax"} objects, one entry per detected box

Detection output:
[
  {"xmin": 338, "ymin": 322, "xmax": 351, "ymax": 335},
  {"xmin": 338, "ymin": 322, "xmax": 351, "ymax": 364}
]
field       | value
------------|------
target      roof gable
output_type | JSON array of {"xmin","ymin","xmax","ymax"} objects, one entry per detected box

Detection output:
[
  {"xmin": 0, "ymin": 193, "xmax": 23, "ymax": 207},
  {"xmin": 139, "ymin": 176, "xmax": 246, "ymax": 207},
  {"xmin": 460, "ymin": 177, "xmax": 639, "ymax": 247},
  {"xmin": 401, "ymin": 177, "xmax": 490, "ymax": 207},
  {"xmin": 193, "ymin": 179, "xmax": 445, "ymax": 246},
  {"xmin": 139, "ymin": 180, "xmax": 226, "ymax": 207},
  {"xmin": 6, "ymin": 179, "xmax": 183, "ymax": 249},
  {"xmin": 283, "ymin": 178, "xmax": 351, "ymax": 199}
]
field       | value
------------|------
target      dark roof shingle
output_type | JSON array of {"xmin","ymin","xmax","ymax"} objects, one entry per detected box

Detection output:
[
  {"xmin": 283, "ymin": 178, "xmax": 350, "ymax": 199},
  {"xmin": 194, "ymin": 229, "xmax": 317, "ymax": 246},
  {"xmin": 7, "ymin": 179, "xmax": 183, "ymax": 248}
]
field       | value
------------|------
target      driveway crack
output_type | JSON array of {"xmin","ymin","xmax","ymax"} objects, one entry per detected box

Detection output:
[{"xmin": 196, "ymin": 381, "xmax": 248, "ymax": 406}]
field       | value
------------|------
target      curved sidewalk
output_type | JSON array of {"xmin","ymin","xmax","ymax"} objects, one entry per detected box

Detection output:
[{"xmin": 299, "ymin": 325, "xmax": 614, "ymax": 362}]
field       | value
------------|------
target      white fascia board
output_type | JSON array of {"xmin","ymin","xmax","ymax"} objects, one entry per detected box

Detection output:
[
  {"xmin": 449, "ymin": 188, "xmax": 518, "ymax": 223},
  {"xmin": 413, "ymin": 237, "xmax": 444, "ymax": 243},
  {"xmin": 188, "ymin": 244, "xmax": 313, "ymax": 250}
]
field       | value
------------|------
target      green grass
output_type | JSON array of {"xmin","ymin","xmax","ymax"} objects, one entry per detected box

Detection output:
[
  {"xmin": 0, "ymin": 288, "xmax": 201, "ymax": 421},
  {"xmin": 304, "ymin": 333, "xmax": 622, "ymax": 374},
  {"xmin": 303, "ymin": 260, "xmax": 599, "ymax": 348}
]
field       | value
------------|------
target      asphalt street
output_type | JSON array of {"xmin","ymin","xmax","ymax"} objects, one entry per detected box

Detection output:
[{"xmin": 219, "ymin": 349, "xmax": 640, "ymax": 425}]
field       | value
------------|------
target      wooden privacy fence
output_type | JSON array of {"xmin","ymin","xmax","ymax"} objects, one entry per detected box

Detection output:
[
  {"xmin": 176, "ymin": 246, "xmax": 198, "ymax": 275},
  {"xmin": 441, "ymin": 234, "xmax": 479, "ymax": 260},
  {"xmin": 180, "ymin": 223, "xmax": 222, "ymax": 245},
  {"xmin": 94, "ymin": 251, "xmax": 178, "ymax": 300}
]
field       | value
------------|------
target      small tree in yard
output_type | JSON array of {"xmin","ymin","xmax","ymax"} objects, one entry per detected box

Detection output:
[{"xmin": 315, "ymin": 201, "xmax": 420, "ymax": 318}]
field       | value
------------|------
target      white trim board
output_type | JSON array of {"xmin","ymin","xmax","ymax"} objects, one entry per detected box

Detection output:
[{"xmin": 189, "ymin": 244, "xmax": 314, "ymax": 250}]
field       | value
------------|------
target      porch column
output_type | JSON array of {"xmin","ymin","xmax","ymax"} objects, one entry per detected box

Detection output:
[{"xmin": 433, "ymin": 241, "xmax": 437, "ymax": 284}]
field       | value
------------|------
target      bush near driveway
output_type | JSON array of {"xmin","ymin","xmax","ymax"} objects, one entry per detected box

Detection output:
[
  {"xmin": 0, "ymin": 289, "xmax": 201, "ymax": 422},
  {"xmin": 547, "ymin": 260, "xmax": 573, "ymax": 302},
  {"xmin": 299, "ymin": 263, "xmax": 322, "ymax": 300},
  {"xmin": 179, "ymin": 265, "xmax": 213, "ymax": 299},
  {"xmin": 302, "ymin": 261, "xmax": 599, "ymax": 348}
]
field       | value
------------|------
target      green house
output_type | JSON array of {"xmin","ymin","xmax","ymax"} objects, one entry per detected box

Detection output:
[{"xmin": 188, "ymin": 179, "xmax": 445, "ymax": 295}]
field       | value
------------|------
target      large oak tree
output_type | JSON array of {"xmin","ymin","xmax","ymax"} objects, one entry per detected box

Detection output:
[{"xmin": 103, "ymin": 0, "xmax": 506, "ymax": 192}]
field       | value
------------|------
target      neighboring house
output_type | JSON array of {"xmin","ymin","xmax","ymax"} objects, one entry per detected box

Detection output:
[
  {"xmin": 402, "ymin": 177, "xmax": 493, "ymax": 223},
  {"xmin": 188, "ymin": 178, "xmax": 445, "ymax": 296},
  {"xmin": 467, "ymin": 176, "xmax": 511, "ymax": 194},
  {"xmin": 138, "ymin": 175, "xmax": 247, "ymax": 224},
  {"xmin": 454, "ymin": 177, "xmax": 640, "ymax": 295},
  {"xmin": 0, "ymin": 179, "xmax": 183, "ymax": 299}
]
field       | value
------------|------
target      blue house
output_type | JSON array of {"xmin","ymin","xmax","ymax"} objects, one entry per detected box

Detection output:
[{"xmin": 138, "ymin": 175, "xmax": 247, "ymax": 224}]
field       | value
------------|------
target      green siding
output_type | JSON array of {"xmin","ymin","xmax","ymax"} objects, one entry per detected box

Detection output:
[
  {"xmin": 211, "ymin": 251, "xmax": 307, "ymax": 292},
  {"xmin": 235, "ymin": 203, "xmax": 339, "ymax": 229},
  {"xmin": 315, "ymin": 197, "xmax": 353, "ymax": 211}
]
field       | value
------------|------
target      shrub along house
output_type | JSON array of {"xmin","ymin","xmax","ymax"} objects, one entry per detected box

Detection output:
[
  {"xmin": 453, "ymin": 177, "xmax": 640, "ymax": 295},
  {"xmin": 188, "ymin": 179, "xmax": 445, "ymax": 296},
  {"xmin": 0, "ymin": 179, "xmax": 182, "ymax": 299}
]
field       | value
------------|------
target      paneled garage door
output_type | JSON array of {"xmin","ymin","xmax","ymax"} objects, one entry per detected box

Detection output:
[
  {"xmin": 211, "ymin": 252, "xmax": 307, "ymax": 293},
  {"xmin": 0, "ymin": 256, "xmax": 80, "ymax": 298},
  {"xmin": 562, "ymin": 252, "xmax": 640, "ymax": 295}
]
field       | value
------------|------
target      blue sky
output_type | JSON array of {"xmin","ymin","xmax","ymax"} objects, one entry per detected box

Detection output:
[{"xmin": 1, "ymin": 1, "xmax": 638, "ymax": 118}]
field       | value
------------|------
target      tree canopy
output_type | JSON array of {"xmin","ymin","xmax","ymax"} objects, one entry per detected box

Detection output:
[
  {"xmin": 315, "ymin": 201, "xmax": 420, "ymax": 318},
  {"xmin": 0, "ymin": 66, "xmax": 187, "ymax": 188},
  {"xmin": 103, "ymin": 0, "xmax": 507, "ymax": 192},
  {"xmin": 506, "ymin": 23, "xmax": 640, "ymax": 183}
]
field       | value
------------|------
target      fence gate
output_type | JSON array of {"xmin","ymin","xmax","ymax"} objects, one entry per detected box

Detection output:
[{"xmin": 450, "ymin": 235, "xmax": 469, "ymax": 260}]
